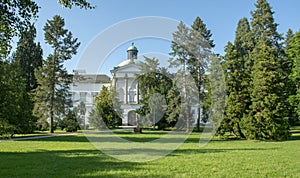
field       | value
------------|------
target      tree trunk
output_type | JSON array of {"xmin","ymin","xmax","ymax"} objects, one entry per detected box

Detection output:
[
  {"xmin": 196, "ymin": 107, "xmax": 200, "ymax": 132},
  {"xmin": 196, "ymin": 53, "xmax": 201, "ymax": 132},
  {"xmin": 50, "ymin": 111, "xmax": 54, "ymax": 133},
  {"xmin": 236, "ymin": 123, "xmax": 246, "ymax": 139}
]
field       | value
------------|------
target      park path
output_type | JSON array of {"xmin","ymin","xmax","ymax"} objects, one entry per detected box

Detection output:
[{"xmin": 0, "ymin": 133, "xmax": 81, "ymax": 142}]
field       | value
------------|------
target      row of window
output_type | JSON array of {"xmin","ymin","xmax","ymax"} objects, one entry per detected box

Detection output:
[{"xmin": 73, "ymin": 92, "xmax": 98, "ymax": 103}]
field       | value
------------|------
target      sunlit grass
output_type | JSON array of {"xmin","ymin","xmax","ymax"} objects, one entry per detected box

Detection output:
[{"xmin": 0, "ymin": 129, "xmax": 299, "ymax": 177}]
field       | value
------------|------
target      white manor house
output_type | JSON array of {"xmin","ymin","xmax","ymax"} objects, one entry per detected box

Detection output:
[{"xmin": 72, "ymin": 43, "xmax": 142, "ymax": 126}]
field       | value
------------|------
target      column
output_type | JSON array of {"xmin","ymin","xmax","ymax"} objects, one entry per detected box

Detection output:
[
  {"xmin": 124, "ymin": 74, "xmax": 128, "ymax": 104},
  {"xmin": 136, "ymin": 82, "xmax": 139, "ymax": 104}
]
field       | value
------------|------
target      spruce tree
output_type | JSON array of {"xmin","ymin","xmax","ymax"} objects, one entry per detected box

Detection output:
[
  {"xmin": 287, "ymin": 30, "xmax": 300, "ymax": 125},
  {"xmin": 33, "ymin": 15, "xmax": 80, "ymax": 133},
  {"xmin": 283, "ymin": 29, "xmax": 297, "ymax": 125},
  {"xmin": 222, "ymin": 18, "xmax": 253, "ymax": 138},
  {"xmin": 246, "ymin": 0, "xmax": 289, "ymax": 140}
]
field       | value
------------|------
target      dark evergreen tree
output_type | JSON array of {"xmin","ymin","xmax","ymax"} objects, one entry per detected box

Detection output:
[
  {"xmin": 282, "ymin": 29, "xmax": 297, "ymax": 126},
  {"xmin": 246, "ymin": 0, "xmax": 289, "ymax": 140},
  {"xmin": 222, "ymin": 18, "xmax": 253, "ymax": 138},
  {"xmin": 13, "ymin": 25, "xmax": 43, "ymax": 92},
  {"xmin": 287, "ymin": 30, "xmax": 300, "ymax": 126},
  {"xmin": 33, "ymin": 15, "xmax": 80, "ymax": 133},
  {"xmin": 0, "ymin": 61, "xmax": 35, "ymax": 136},
  {"xmin": 60, "ymin": 109, "xmax": 80, "ymax": 132}
]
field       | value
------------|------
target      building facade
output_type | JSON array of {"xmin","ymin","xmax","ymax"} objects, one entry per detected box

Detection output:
[
  {"xmin": 72, "ymin": 43, "xmax": 142, "ymax": 126},
  {"xmin": 110, "ymin": 43, "xmax": 142, "ymax": 125}
]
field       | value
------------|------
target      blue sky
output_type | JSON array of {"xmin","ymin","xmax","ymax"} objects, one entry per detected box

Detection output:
[{"xmin": 34, "ymin": 0, "xmax": 300, "ymax": 76}]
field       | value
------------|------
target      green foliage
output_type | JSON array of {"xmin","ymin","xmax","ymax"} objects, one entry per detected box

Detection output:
[
  {"xmin": 188, "ymin": 16, "xmax": 214, "ymax": 131},
  {"xmin": 0, "ymin": 119, "xmax": 15, "ymax": 138},
  {"xmin": 246, "ymin": 0, "xmax": 289, "ymax": 140},
  {"xmin": 191, "ymin": 16, "xmax": 215, "ymax": 48},
  {"xmin": 165, "ymin": 85, "xmax": 181, "ymax": 126},
  {"xmin": 74, "ymin": 101, "xmax": 87, "ymax": 129},
  {"xmin": 33, "ymin": 15, "xmax": 80, "ymax": 133},
  {"xmin": 136, "ymin": 57, "xmax": 173, "ymax": 129},
  {"xmin": 0, "ymin": 0, "xmax": 93, "ymax": 58},
  {"xmin": 60, "ymin": 110, "xmax": 79, "ymax": 132},
  {"xmin": 0, "ymin": 61, "xmax": 36, "ymax": 134},
  {"xmin": 208, "ymin": 55, "xmax": 226, "ymax": 133},
  {"xmin": 282, "ymin": 29, "xmax": 297, "ymax": 126},
  {"xmin": 13, "ymin": 25, "xmax": 43, "ymax": 92},
  {"xmin": 0, "ymin": 0, "xmax": 39, "ymax": 58},
  {"xmin": 221, "ymin": 18, "xmax": 253, "ymax": 138},
  {"xmin": 36, "ymin": 118, "xmax": 49, "ymax": 131},
  {"xmin": 57, "ymin": 0, "xmax": 95, "ymax": 9},
  {"xmin": 169, "ymin": 22, "xmax": 194, "ymax": 132},
  {"xmin": 287, "ymin": 30, "xmax": 300, "ymax": 125},
  {"xmin": 89, "ymin": 86, "xmax": 122, "ymax": 129}
]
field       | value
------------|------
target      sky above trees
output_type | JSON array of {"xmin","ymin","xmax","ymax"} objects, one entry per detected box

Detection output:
[{"xmin": 33, "ymin": 0, "xmax": 300, "ymax": 75}]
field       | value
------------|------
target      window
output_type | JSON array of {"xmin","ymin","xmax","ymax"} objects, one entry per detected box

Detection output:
[
  {"xmin": 129, "ymin": 90, "xmax": 135, "ymax": 103},
  {"xmin": 80, "ymin": 92, "xmax": 87, "ymax": 102},
  {"xmin": 91, "ymin": 92, "xmax": 98, "ymax": 103}
]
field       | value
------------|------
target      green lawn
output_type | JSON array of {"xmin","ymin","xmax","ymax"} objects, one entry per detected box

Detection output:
[{"xmin": 0, "ymin": 129, "xmax": 299, "ymax": 177}]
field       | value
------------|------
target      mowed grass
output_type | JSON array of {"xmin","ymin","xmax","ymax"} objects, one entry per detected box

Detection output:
[{"xmin": 0, "ymin": 129, "xmax": 300, "ymax": 177}]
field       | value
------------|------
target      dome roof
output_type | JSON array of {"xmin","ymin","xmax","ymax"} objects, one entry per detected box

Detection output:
[
  {"xmin": 117, "ymin": 59, "xmax": 143, "ymax": 67},
  {"xmin": 127, "ymin": 42, "xmax": 138, "ymax": 51},
  {"xmin": 117, "ymin": 60, "xmax": 133, "ymax": 67}
]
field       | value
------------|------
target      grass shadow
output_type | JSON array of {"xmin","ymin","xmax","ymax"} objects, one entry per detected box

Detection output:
[{"xmin": 0, "ymin": 149, "xmax": 152, "ymax": 177}]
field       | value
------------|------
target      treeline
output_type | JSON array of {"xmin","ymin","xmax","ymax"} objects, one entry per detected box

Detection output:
[
  {"xmin": 221, "ymin": 0, "xmax": 300, "ymax": 140},
  {"xmin": 132, "ymin": 0, "xmax": 300, "ymax": 140},
  {"xmin": 0, "ymin": 0, "xmax": 93, "ymax": 137}
]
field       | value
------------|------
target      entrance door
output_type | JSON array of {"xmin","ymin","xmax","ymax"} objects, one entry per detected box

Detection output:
[{"xmin": 128, "ymin": 111, "xmax": 137, "ymax": 126}]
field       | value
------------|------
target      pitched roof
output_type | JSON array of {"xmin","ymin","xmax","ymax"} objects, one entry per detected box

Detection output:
[{"xmin": 73, "ymin": 74, "xmax": 111, "ymax": 84}]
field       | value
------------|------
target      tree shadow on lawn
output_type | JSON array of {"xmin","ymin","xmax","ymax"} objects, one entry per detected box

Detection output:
[
  {"xmin": 18, "ymin": 131, "xmax": 300, "ymax": 144},
  {"xmin": 287, "ymin": 134, "xmax": 300, "ymax": 141},
  {"xmin": 0, "ymin": 149, "xmax": 154, "ymax": 177},
  {"xmin": 18, "ymin": 135, "xmax": 90, "ymax": 142},
  {"xmin": 169, "ymin": 147, "xmax": 278, "ymax": 156}
]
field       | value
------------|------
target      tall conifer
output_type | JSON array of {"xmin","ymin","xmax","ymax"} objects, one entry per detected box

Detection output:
[
  {"xmin": 33, "ymin": 15, "xmax": 80, "ymax": 133},
  {"xmin": 222, "ymin": 18, "xmax": 253, "ymax": 138},
  {"xmin": 246, "ymin": 0, "xmax": 289, "ymax": 140}
]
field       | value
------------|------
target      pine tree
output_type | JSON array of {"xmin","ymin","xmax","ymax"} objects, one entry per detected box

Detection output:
[
  {"xmin": 188, "ymin": 16, "xmax": 214, "ymax": 132},
  {"xmin": 222, "ymin": 18, "xmax": 253, "ymax": 138},
  {"xmin": 169, "ymin": 22, "xmax": 193, "ymax": 132},
  {"xmin": 33, "ymin": 15, "xmax": 80, "ymax": 133},
  {"xmin": 246, "ymin": 0, "xmax": 289, "ymax": 140}
]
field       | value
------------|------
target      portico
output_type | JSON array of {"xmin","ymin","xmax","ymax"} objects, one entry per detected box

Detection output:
[{"xmin": 110, "ymin": 43, "xmax": 142, "ymax": 125}]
